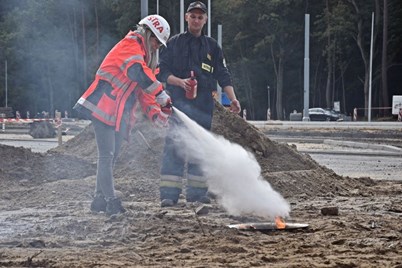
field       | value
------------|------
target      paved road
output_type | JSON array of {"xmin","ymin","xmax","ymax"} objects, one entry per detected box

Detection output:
[
  {"xmin": 0, "ymin": 134, "xmax": 73, "ymax": 153},
  {"xmin": 1, "ymin": 120, "xmax": 401, "ymax": 181},
  {"xmin": 251, "ymin": 120, "xmax": 402, "ymax": 181},
  {"xmin": 288, "ymin": 142, "xmax": 402, "ymax": 181},
  {"xmin": 249, "ymin": 120, "xmax": 402, "ymax": 130},
  {"xmin": 309, "ymin": 153, "xmax": 402, "ymax": 181}
]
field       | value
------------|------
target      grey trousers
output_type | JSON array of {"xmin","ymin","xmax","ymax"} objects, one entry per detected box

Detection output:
[{"xmin": 92, "ymin": 119, "xmax": 124, "ymax": 200}]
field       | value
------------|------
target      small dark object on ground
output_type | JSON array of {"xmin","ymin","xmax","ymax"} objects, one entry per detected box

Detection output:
[
  {"xmin": 195, "ymin": 205, "xmax": 209, "ymax": 215},
  {"xmin": 321, "ymin": 206, "xmax": 339, "ymax": 216}
]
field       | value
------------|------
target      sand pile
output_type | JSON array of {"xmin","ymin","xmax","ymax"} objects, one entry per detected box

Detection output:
[{"xmin": 49, "ymin": 102, "xmax": 370, "ymax": 199}]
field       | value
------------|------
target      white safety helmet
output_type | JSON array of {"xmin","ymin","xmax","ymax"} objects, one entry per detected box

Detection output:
[{"xmin": 139, "ymin": 15, "xmax": 170, "ymax": 46}]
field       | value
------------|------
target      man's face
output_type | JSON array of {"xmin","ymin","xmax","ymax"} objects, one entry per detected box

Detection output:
[{"xmin": 185, "ymin": 9, "xmax": 207, "ymax": 33}]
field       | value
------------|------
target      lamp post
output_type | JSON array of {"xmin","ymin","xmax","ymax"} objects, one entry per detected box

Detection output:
[
  {"xmin": 141, "ymin": 0, "xmax": 148, "ymax": 18},
  {"xmin": 267, "ymin": 85, "xmax": 271, "ymax": 120}
]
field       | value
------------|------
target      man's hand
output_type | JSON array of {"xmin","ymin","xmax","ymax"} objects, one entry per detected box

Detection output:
[
  {"xmin": 167, "ymin": 75, "xmax": 190, "ymax": 92},
  {"xmin": 153, "ymin": 111, "xmax": 170, "ymax": 128},
  {"xmin": 230, "ymin": 99, "xmax": 241, "ymax": 114},
  {"xmin": 155, "ymin": 90, "xmax": 171, "ymax": 107}
]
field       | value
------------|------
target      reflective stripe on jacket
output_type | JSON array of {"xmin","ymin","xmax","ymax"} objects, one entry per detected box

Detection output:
[{"xmin": 74, "ymin": 31, "xmax": 162, "ymax": 132}]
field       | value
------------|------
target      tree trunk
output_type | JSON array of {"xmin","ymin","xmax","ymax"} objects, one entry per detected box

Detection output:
[
  {"xmin": 325, "ymin": 0, "xmax": 332, "ymax": 109},
  {"xmin": 312, "ymin": 57, "xmax": 322, "ymax": 108},
  {"xmin": 339, "ymin": 62, "xmax": 349, "ymax": 113},
  {"xmin": 350, "ymin": 0, "xmax": 369, "ymax": 117},
  {"xmin": 242, "ymin": 62, "xmax": 255, "ymax": 119},
  {"xmin": 276, "ymin": 51, "xmax": 284, "ymax": 120},
  {"xmin": 332, "ymin": 52, "xmax": 336, "ymax": 107},
  {"xmin": 66, "ymin": 4, "xmax": 80, "ymax": 109},
  {"xmin": 45, "ymin": 65, "xmax": 54, "ymax": 115},
  {"xmin": 94, "ymin": 0, "xmax": 100, "ymax": 64},
  {"xmin": 350, "ymin": 0, "xmax": 380, "ymax": 118},
  {"xmin": 239, "ymin": 45, "xmax": 255, "ymax": 119},
  {"xmin": 270, "ymin": 41, "xmax": 285, "ymax": 120}
]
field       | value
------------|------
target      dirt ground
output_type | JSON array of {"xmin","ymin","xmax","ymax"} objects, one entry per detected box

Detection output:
[{"xmin": 0, "ymin": 103, "xmax": 401, "ymax": 267}]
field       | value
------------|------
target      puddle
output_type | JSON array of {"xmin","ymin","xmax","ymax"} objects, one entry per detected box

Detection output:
[{"xmin": 0, "ymin": 208, "xmax": 58, "ymax": 240}]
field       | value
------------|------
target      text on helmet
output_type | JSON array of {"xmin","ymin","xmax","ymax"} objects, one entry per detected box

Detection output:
[{"xmin": 147, "ymin": 16, "xmax": 164, "ymax": 33}]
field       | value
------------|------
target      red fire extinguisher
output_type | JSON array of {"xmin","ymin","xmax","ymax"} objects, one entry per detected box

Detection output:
[{"xmin": 186, "ymin": 70, "xmax": 197, "ymax": 99}]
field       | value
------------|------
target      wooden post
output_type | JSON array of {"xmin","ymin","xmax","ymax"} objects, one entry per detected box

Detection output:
[
  {"xmin": 0, "ymin": 113, "xmax": 5, "ymax": 132},
  {"xmin": 55, "ymin": 111, "xmax": 62, "ymax": 146}
]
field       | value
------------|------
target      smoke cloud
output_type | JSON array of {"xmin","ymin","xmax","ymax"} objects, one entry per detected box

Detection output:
[{"xmin": 172, "ymin": 108, "xmax": 290, "ymax": 219}]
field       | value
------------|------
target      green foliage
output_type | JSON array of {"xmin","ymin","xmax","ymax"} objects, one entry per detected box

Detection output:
[
  {"xmin": 108, "ymin": 0, "xmax": 141, "ymax": 35},
  {"xmin": 0, "ymin": 0, "xmax": 401, "ymax": 119}
]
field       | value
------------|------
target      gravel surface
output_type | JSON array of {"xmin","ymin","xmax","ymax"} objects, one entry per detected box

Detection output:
[{"xmin": 0, "ymin": 107, "xmax": 401, "ymax": 267}]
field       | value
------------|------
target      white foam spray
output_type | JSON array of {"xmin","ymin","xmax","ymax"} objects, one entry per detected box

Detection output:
[{"xmin": 172, "ymin": 108, "xmax": 290, "ymax": 219}]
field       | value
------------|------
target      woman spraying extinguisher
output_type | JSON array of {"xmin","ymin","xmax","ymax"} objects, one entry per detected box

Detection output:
[{"xmin": 74, "ymin": 15, "xmax": 172, "ymax": 215}]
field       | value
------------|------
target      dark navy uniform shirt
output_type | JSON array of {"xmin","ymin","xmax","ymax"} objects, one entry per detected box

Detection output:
[{"xmin": 158, "ymin": 31, "xmax": 232, "ymax": 129}]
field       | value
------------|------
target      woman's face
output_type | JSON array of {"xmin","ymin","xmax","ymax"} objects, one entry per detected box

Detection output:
[
  {"xmin": 185, "ymin": 10, "xmax": 207, "ymax": 36},
  {"xmin": 150, "ymin": 35, "xmax": 162, "ymax": 52}
]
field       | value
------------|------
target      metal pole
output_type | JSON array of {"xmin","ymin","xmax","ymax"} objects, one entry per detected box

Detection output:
[
  {"xmin": 368, "ymin": 12, "xmax": 374, "ymax": 122},
  {"xmin": 156, "ymin": 0, "xmax": 159, "ymax": 14},
  {"xmin": 267, "ymin": 85, "xmax": 271, "ymax": 121},
  {"xmin": 208, "ymin": 0, "xmax": 211, "ymax": 37},
  {"xmin": 155, "ymin": 0, "xmax": 160, "ymax": 63},
  {"xmin": 302, "ymin": 14, "xmax": 310, "ymax": 121},
  {"xmin": 141, "ymin": 0, "xmax": 148, "ymax": 18},
  {"xmin": 267, "ymin": 86, "xmax": 269, "ymax": 110},
  {"xmin": 180, "ymin": 0, "xmax": 184, "ymax": 33},
  {"xmin": 217, "ymin": 24, "xmax": 222, "ymax": 104},
  {"xmin": 5, "ymin": 60, "xmax": 8, "ymax": 108}
]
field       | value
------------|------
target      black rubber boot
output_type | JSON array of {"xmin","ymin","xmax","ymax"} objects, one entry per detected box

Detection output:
[
  {"xmin": 160, "ymin": 187, "xmax": 181, "ymax": 207},
  {"xmin": 160, "ymin": 199, "xmax": 176, "ymax": 207},
  {"xmin": 106, "ymin": 197, "xmax": 126, "ymax": 215},
  {"xmin": 186, "ymin": 187, "xmax": 210, "ymax": 203},
  {"xmin": 90, "ymin": 195, "xmax": 107, "ymax": 212}
]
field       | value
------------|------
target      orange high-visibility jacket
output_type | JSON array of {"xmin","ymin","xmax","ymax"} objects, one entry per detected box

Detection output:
[{"xmin": 75, "ymin": 31, "xmax": 162, "ymax": 132}]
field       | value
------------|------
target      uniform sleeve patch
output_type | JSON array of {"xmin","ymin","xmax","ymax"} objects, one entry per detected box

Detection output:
[{"xmin": 202, "ymin": 63, "xmax": 212, "ymax": 72}]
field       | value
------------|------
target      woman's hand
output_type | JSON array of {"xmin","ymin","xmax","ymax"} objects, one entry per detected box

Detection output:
[{"xmin": 155, "ymin": 90, "xmax": 171, "ymax": 107}]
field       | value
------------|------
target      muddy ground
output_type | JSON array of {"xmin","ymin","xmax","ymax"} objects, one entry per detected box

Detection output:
[{"xmin": 0, "ymin": 104, "xmax": 401, "ymax": 267}]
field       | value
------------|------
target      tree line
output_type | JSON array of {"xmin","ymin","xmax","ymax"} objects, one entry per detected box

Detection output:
[{"xmin": 0, "ymin": 0, "xmax": 401, "ymax": 120}]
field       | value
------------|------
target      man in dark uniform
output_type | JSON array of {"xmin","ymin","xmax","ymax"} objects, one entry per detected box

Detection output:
[{"xmin": 157, "ymin": 1, "xmax": 241, "ymax": 207}]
